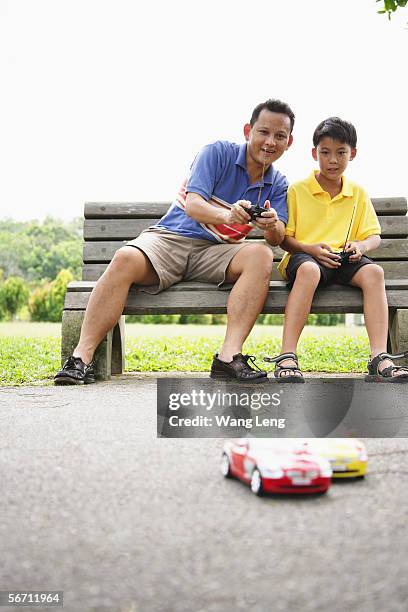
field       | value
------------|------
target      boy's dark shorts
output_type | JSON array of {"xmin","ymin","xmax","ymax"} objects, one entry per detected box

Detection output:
[{"xmin": 286, "ymin": 253, "xmax": 375, "ymax": 287}]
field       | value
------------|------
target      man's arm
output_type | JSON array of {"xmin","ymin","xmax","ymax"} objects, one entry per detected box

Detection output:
[
  {"xmin": 261, "ymin": 217, "xmax": 286, "ymax": 247},
  {"xmin": 240, "ymin": 200, "xmax": 285, "ymax": 246},
  {"xmin": 185, "ymin": 192, "xmax": 252, "ymax": 225},
  {"xmin": 186, "ymin": 193, "xmax": 285, "ymax": 246}
]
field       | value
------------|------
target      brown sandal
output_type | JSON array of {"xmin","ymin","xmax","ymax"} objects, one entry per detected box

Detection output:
[
  {"xmin": 264, "ymin": 352, "xmax": 305, "ymax": 383},
  {"xmin": 365, "ymin": 351, "xmax": 408, "ymax": 383}
]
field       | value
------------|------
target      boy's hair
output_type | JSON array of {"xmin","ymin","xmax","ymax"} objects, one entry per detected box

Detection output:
[
  {"xmin": 313, "ymin": 117, "xmax": 357, "ymax": 148},
  {"xmin": 250, "ymin": 99, "xmax": 295, "ymax": 133}
]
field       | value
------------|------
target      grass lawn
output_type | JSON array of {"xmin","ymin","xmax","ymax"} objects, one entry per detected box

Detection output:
[{"xmin": 0, "ymin": 322, "xmax": 370, "ymax": 386}]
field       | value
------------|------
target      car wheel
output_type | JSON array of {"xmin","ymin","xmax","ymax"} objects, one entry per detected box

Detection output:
[
  {"xmin": 250, "ymin": 468, "xmax": 263, "ymax": 496},
  {"xmin": 221, "ymin": 453, "xmax": 232, "ymax": 478}
]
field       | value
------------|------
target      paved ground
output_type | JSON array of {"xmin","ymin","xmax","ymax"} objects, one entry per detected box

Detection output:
[{"xmin": 1, "ymin": 375, "xmax": 408, "ymax": 612}]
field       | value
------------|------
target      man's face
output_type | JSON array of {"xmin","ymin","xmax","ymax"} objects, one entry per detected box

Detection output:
[
  {"xmin": 244, "ymin": 109, "xmax": 293, "ymax": 170},
  {"xmin": 312, "ymin": 137, "xmax": 356, "ymax": 182}
]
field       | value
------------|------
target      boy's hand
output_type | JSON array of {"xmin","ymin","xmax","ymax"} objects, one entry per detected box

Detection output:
[
  {"xmin": 306, "ymin": 243, "xmax": 341, "ymax": 268},
  {"xmin": 253, "ymin": 200, "xmax": 278, "ymax": 232},
  {"xmin": 344, "ymin": 241, "xmax": 364, "ymax": 262}
]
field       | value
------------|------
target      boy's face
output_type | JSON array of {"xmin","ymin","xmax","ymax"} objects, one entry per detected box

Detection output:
[
  {"xmin": 312, "ymin": 137, "xmax": 356, "ymax": 182},
  {"xmin": 244, "ymin": 109, "xmax": 293, "ymax": 170}
]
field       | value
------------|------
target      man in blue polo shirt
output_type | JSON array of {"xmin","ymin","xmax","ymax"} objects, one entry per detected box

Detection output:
[{"xmin": 55, "ymin": 99, "xmax": 295, "ymax": 385}]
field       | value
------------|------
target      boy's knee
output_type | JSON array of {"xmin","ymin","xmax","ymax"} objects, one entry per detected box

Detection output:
[
  {"xmin": 359, "ymin": 263, "xmax": 384, "ymax": 286},
  {"xmin": 370, "ymin": 264, "xmax": 384, "ymax": 280},
  {"xmin": 295, "ymin": 261, "xmax": 321, "ymax": 285}
]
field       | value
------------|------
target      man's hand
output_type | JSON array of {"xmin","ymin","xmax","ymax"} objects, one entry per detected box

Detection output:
[
  {"xmin": 224, "ymin": 200, "xmax": 252, "ymax": 225},
  {"xmin": 344, "ymin": 241, "xmax": 364, "ymax": 262},
  {"xmin": 252, "ymin": 200, "xmax": 279, "ymax": 232},
  {"xmin": 306, "ymin": 243, "xmax": 341, "ymax": 269}
]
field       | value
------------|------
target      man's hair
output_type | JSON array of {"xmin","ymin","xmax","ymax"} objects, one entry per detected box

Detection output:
[
  {"xmin": 313, "ymin": 117, "xmax": 357, "ymax": 148},
  {"xmin": 250, "ymin": 99, "xmax": 295, "ymax": 133}
]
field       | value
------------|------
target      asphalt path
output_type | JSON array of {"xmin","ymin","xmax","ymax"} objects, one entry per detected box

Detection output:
[{"xmin": 1, "ymin": 375, "xmax": 407, "ymax": 612}]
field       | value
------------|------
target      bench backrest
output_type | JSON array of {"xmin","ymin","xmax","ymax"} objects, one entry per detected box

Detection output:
[{"xmin": 81, "ymin": 198, "xmax": 408, "ymax": 281}]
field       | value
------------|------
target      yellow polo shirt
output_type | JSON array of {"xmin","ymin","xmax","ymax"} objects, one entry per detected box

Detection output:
[{"xmin": 278, "ymin": 171, "xmax": 381, "ymax": 279}]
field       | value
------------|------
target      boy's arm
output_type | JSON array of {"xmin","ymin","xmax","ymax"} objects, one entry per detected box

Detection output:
[
  {"xmin": 346, "ymin": 189, "xmax": 381, "ymax": 261},
  {"xmin": 345, "ymin": 235, "xmax": 381, "ymax": 262},
  {"xmin": 282, "ymin": 236, "xmax": 343, "ymax": 269}
]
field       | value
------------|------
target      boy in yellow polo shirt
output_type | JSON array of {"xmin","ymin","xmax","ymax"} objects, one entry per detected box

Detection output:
[{"xmin": 267, "ymin": 117, "xmax": 408, "ymax": 382}]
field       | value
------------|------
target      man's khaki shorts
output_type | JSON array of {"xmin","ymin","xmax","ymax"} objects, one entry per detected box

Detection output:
[{"xmin": 126, "ymin": 227, "xmax": 255, "ymax": 294}]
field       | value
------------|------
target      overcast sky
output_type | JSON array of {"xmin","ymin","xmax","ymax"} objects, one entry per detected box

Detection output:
[{"xmin": 0, "ymin": 0, "xmax": 407, "ymax": 221}]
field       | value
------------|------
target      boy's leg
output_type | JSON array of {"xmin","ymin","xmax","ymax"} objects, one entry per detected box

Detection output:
[
  {"xmin": 350, "ymin": 264, "xmax": 408, "ymax": 377},
  {"xmin": 279, "ymin": 261, "xmax": 321, "ymax": 377}
]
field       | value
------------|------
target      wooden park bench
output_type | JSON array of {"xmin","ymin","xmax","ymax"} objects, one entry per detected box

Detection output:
[{"xmin": 61, "ymin": 198, "xmax": 408, "ymax": 379}]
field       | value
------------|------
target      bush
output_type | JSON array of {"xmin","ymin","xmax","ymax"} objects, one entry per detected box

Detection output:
[
  {"xmin": 29, "ymin": 269, "xmax": 73, "ymax": 322},
  {"xmin": 126, "ymin": 314, "xmax": 180, "ymax": 324},
  {"xmin": 262, "ymin": 314, "xmax": 284, "ymax": 325},
  {"xmin": 211, "ymin": 314, "xmax": 227, "ymax": 325},
  {"xmin": 0, "ymin": 275, "xmax": 29, "ymax": 320},
  {"xmin": 309, "ymin": 314, "xmax": 345, "ymax": 326},
  {"xmin": 179, "ymin": 314, "xmax": 213, "ymax": 324},
  {"xmin": 28, "ymin": 284, "xmax": 50, "ymax": 322},
  {"xmin": 0, "ymin": 289, "xmax": 7, "ymax": 321}
]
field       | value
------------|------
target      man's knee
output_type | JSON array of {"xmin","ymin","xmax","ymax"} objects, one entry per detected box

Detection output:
[
  {"xmin": 240, "ymin": 243, "xmax": 274, "ymax": 274},
  {"xmin": 111, "ymin": 246, "xmax": 141, "ymax": 270},
  {"xmin": 108, "ymin": 246, "xmax": 155, "ymax": 284},
  {"xmin": 295, "ymin": 261, "xmax": 321, "ymax": 286}
]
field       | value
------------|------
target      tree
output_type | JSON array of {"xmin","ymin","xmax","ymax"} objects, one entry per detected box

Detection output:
[
  {"xmin": 377, "ymin": 0, "xmax": 408, "ymax": 19},
  {"xmin": 0, "ymin": 217, "xmax": 82, "ymax": 281}
]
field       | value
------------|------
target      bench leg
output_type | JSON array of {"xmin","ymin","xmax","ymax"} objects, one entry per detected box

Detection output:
[
  {"xmin": 111, "ymin": 316, "xmax": 125, "ymax": 375},
  {"xmin": 61, "ymin": 310, "xmax": 112, "ymax": 381},
  {"xmin": 388, "ymin": 308, "xmax": 408, "ymax": 366}
]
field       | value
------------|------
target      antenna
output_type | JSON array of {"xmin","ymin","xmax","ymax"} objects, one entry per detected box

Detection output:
[{"xmin": 341, "ymin": 200, "xmax": 357, "ymax": 253}]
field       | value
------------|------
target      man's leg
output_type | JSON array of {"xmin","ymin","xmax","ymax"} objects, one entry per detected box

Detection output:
[
  {"xmin": 74, "ymin": 246, "xmax": 159, "ymax": 364},
  {"xmin": 279, "ymin": 261, "xmax": 321, "ymax": 376},
  {"xmin": 350, "ymin": 264, "xmax": 408, "ymax": 378},
  {"xmin": 217, "ymin": 243, "xmax": 273, "ymax": 362}
]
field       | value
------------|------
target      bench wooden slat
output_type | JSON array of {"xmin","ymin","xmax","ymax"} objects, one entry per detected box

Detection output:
[
  {"xmin": 64, "ymin": 280, "xmax": 408, "ymax": 314},
  {"xmin": 68, "ymin": 279, "xmax": 408, "ymax": 292},
  {"xmin": 83, "ymin": 238, "xmax": 408, "ymax": 263},
  {"xmin": 84, "ymin": 197, "xmax": 407, "ymax": 218},
  {"xmin": 83, "ymin": 215, "xmax": 408, "ymax": 241},
  {"xmin": 81, "ymin": 260, "xmax": 408, "ymax": 282}
]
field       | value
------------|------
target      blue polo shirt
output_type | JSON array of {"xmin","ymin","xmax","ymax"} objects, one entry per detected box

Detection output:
[{"xmin": 155, "ymin": 140, "xmax": 289, "ymax": 243}]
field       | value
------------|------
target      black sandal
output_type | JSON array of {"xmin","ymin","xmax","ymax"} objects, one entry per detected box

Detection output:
[
  {"xmin": 365, "ymin": 351, "xmax": 408, "ymax": 383},
  {"xmin": 263, "ymin": 352, "xmax": 305, "ymax": 383}
]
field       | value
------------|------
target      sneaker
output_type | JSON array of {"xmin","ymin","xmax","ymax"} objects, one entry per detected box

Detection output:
[
  {"xmin": 54, "ymin": 356, "xmax": 96, "ymax": 385},
  {"xmin": 210, "ymin": 353, "xmax": 267, "ymax": 383}
]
